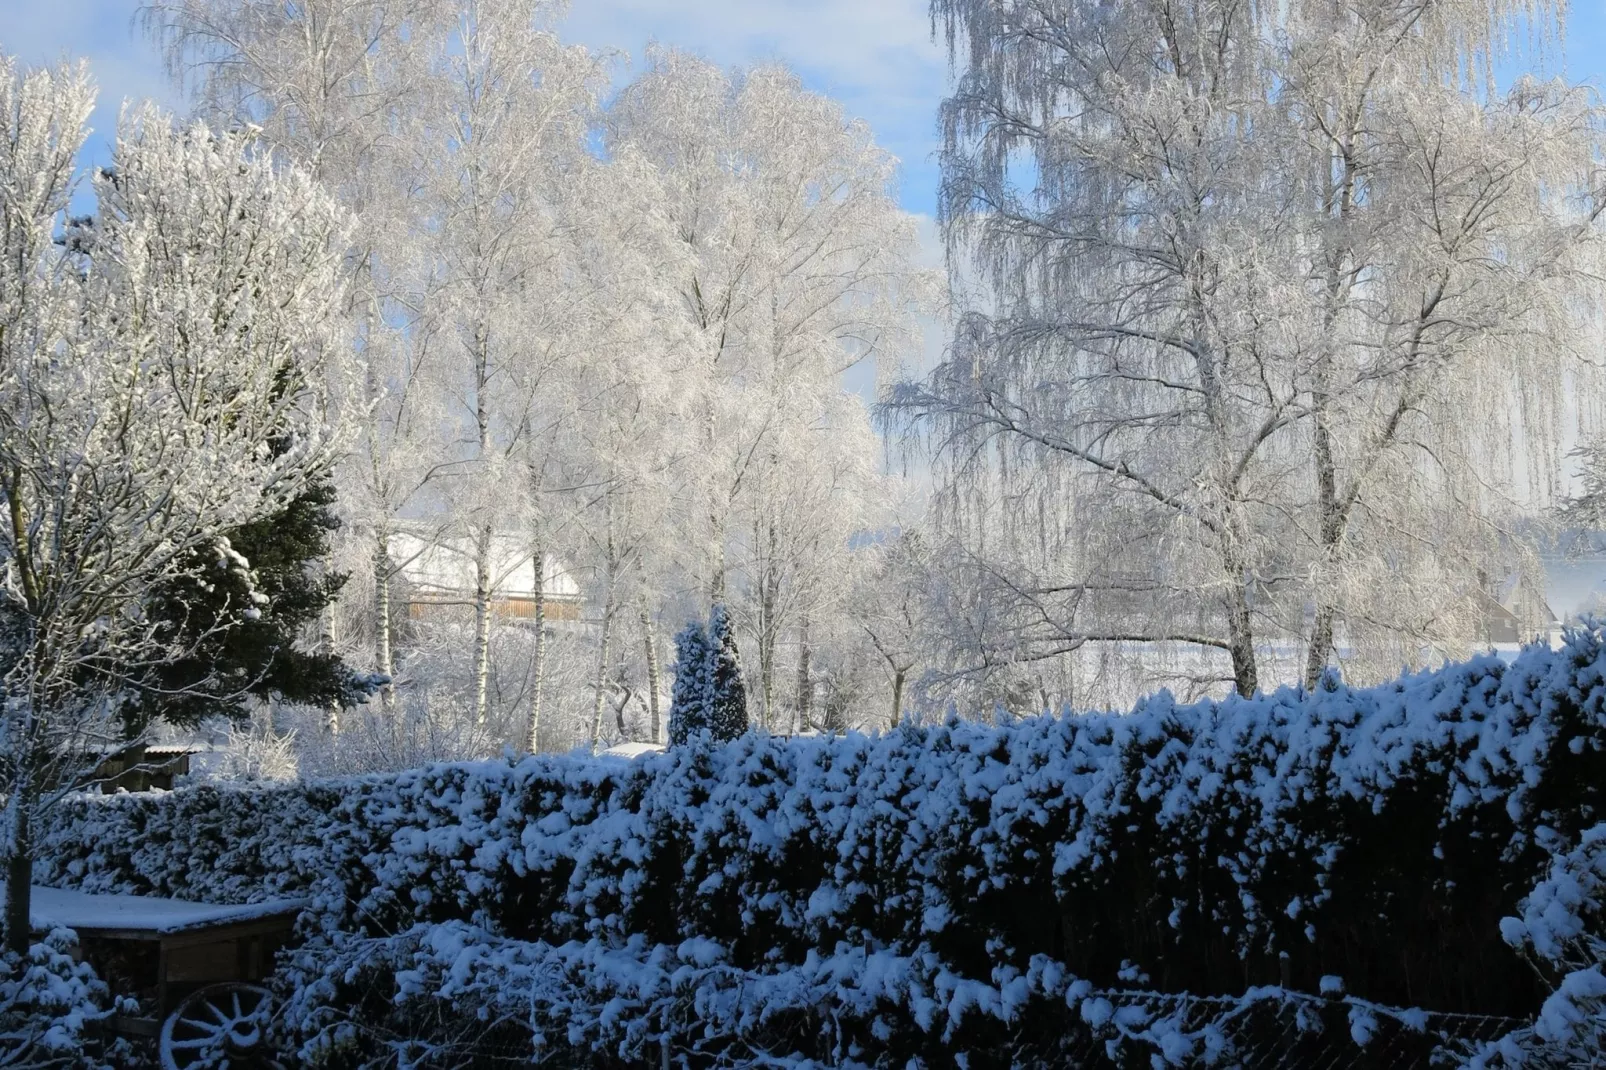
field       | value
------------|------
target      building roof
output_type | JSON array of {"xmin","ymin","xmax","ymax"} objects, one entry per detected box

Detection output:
[
  {"xmin": 391, "ymin": 531, "xmax": 582, "ymax": 602},
  {"xmin": 598, "ymin": 742, "xmax": 665, "ymax": 761},
  {"xmin": 5, "ymin": 883, "xmax": 308, "ymax": 937}
]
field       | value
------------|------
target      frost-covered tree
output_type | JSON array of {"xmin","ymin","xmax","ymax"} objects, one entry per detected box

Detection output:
[
  {"xmin": 150, "ymin": 0, "xmax": 607, "ymax": 733},
  {"xmin": 734, "ymin": 395, "xmax": 889, "ymax": 730},
  {"xmin": 609, "ymin": 50, "xmax": 930, "ymax": 604},
  {"xmin": 407, "ymin": 0, "xmax": 601, "ymax": 728},
  {"xmin": 909, "ymin": 0, "xmax": 1606, "ymax": 701},
  {"xmin": 146, "ymin": 0, "xmax": 444, "ymax": 713},
  {"xmin": 0, "ymin": 55, "xmax": 348, "ymax": 951},
  {"xmin": 854, "ymin": 532, "xmax": 934, "ymax": 729}
]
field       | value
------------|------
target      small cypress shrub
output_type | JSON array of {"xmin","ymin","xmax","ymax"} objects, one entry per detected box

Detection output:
[
  {"xmin": 707, "ymin": 603, "xmax": 748, "ymax": 741},
  {"xmin": 668, "ymin": 604, "xmax": 748, "ymax": 745},
  {"xmin": 668, "ymin": 618, "xmax": 714, "ymax": 745}
]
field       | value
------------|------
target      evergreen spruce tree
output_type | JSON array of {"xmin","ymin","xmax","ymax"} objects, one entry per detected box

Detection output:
[
  {"xmin": 707, "ymin": 603, "xmax": 748, "ymax": 741},
  {"xmin": 668, "ymin": 619, "xmax": 715, "ymax": 746},
  {"xmin": 120, "ymin": 479, "xmax": 372, "ymax": 734}
]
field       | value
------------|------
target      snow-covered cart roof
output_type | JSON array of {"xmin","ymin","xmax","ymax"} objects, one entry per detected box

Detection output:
[{"xmin": 1, "ymin": 883, "xmax": 308, "ymax": 940}]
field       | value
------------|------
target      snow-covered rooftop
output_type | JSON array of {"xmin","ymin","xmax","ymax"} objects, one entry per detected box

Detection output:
[
  {"xmin": 3, "ymin": 883, "xmax": 308, "ymax": 936},
  {"xmin": 597, "ymin": 742, "xmax": 665, "ymax": 761}
]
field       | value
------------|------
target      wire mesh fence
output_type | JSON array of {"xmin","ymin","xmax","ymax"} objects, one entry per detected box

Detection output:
[
  {"xmin": 332, "ymin": 983, "xmax": 1532, "ymax": 1069},
  {"xmin": 1045, "ymin": 988, "xmax": 1526, "ymax": 1069}
]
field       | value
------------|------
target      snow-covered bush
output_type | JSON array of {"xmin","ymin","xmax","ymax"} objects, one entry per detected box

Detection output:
[
  {"xmin": 0, "ymin": 928, "xmax": 118, "ymax": 1069},
  {"xmin": 1469, "ymin": 821, "xmax": 1606, "ymax": 1067},
  {"xmin": 34, "ymin": 782, "xmax": 342, "ymax": 904},
  {"xmin": 32, "ymin": 629, "xmax": 1606, "ymax": 1065}
]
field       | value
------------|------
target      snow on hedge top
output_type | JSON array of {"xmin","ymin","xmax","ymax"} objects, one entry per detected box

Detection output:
[{"xmin": 3, "ymin": 883, "xmax": 308, "ymax": 936}]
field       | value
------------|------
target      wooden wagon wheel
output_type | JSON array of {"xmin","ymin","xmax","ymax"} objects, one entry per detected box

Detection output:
[{"xmin": 159, "ymin": 982, "xmax": 284, "ymax": 1070}]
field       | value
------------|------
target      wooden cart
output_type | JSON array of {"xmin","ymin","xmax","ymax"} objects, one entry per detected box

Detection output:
[{"xmin": 12, "ymin": 883, "xmax": 307, "ymax": 1070}]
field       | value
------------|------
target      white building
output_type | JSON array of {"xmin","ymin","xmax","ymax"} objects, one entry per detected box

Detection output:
[{"xmin": 390, "ymin": 529, "xmax": 584, "ymax": 622}]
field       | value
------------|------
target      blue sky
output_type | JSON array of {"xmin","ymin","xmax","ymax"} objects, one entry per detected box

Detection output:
[
  {"xmin": 0, "ymin": 0, "xmax": 949, "ymax": 214},
  {"xmin": 10, "ymin": 0, "xmax": 1606, "ymax": 218}
]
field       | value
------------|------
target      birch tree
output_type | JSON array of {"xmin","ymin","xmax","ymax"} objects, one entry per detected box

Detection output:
[
  {"xmin": 734, "ymin": 395, "xmax": 886, "ymax": 730},
  {"xmin": 0, "ymin": 57, "xmax": 348, "ymax": 950},
  {"xmin": 409, "ymin": 0, "xmax": 599, "ymax": 726},
  {"xmin": 911, "ymin": 0, "xmax": 1606, "ymax": 701},
  {"xmin": 609, "ymin": 50, "xmax": 930, "ymax": 607}
]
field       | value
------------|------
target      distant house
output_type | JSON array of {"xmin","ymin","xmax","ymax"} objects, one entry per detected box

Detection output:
[
  {"xmin": 1478, "ymin": 571, "xmax": 1562, "ymax": 648},
  {"xmin": 391, "ymin": 530, "xmax": 584, "ymax": 623}
]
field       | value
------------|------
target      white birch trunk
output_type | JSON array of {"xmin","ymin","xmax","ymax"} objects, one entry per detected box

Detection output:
[
  {"xmin": 374, "ymin": 526, "xmax": 395, "ymax": 710},
  {"xmin": 638, "ymin": 595, "xmax": 661, "ymax": 744},
  {"xmin": 796, "ymin": 615, "xmax": 812, "ymax": 735},
  {"xmin": 527, "ymin": 545, "xmax": 546, "ymax": 753},
  {"xmin": 590, "ymin": 578, "xmax": 617, "ymax": 756},
  {"xmin": 473, "ymin": 521, "xmax": 494, "ymax": 726}
]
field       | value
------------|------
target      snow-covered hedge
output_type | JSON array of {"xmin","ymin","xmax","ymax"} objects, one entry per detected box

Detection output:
[
  {"xmin": 36, "ymin": 782, "xmax": 342, "ymax": 904},
  {"xmin": 34, "ymin": 631, "xmax": 1606, "ymax": 1066}
]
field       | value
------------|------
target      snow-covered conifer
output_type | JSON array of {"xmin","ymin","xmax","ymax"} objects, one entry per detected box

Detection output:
[
  {"xmin": 707, "ymin": 603, "xmax": 748, "ymax": 742},
  {"xmin": 667, "ymin": 619, "xmax": 715, "ymax": 746}
]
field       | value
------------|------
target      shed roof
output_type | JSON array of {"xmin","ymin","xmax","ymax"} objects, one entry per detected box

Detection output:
[{"xmin": 4, "ymin": 883, "xmax": 308, "ymax": 937}]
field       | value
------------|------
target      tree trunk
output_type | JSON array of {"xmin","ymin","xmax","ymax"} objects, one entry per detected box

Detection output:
[
  {"xmin": 472, "ymin": 522, "xmax": 494, "ymax": 726},
  {"xmin": 639, "ymin": 596, "xmax": 661, "ymax": 744},
  {"xmin": 590, "ymin": 520, "xmax": 618, "ymax": 756},
  {"xmin": 527, "ymin": 545, "xmax": 546, "ymax": 754},
  {"xmin": 472, "ymin": 316, "xmax": 494, "ymax": 727},
  {"xmin": 373, "ymin": 527, "xmax": 394, "ymax": 709},
  {"xmin": 891, "ymin": 669, "xmax": 906, "ymax": 730},
  {"xmin": 590, "ymin": 590, "xmax": 616, "ymax": 757},
  {"xmin": 755, "ymin": 521, "xmax": 781, "ymax": 730},
  {"xmin": 1304, "ymin": 129, "xmax": 1360, "ymax": 690},
  {"xmin": 1304, "ymin": 413, "xmax": 1342, "ymax": 690},
  {"xmin": 709, "ymin": 532, "xmax": 726, "ymax": 606},
  {"xmin": 613, "ymin": 682, "xmax": 633, "ymax": 741},
  {"xmin": 321, "ymin": 593, "xmax": 340, "ymax": 735},
  {"xmin": 1226, "ymin": 586, "xmax": 1258, "ymax": 699},
  {"xmin": 4, "ymin": 803, "xmax": 31, "ymax": 957},
  {"xmin": 757, "ymin": 583, "xmax": 774, "ymax": 731},
  {"xmin": 796, "ymin": 616, "xmax": 812, "ymax": 735}
]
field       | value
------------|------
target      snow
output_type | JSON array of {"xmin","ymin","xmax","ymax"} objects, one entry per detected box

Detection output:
[
  {"xmin": 27, "ymin": 628, "xmax": 1606, "ymax": 1065},
  {"xmin": 0, "ymin": 883, "xmax": 308, "ymax": 936},
  {"xmin": 597, "ymin": 742, "xmax": 664, "ymax": 761}
]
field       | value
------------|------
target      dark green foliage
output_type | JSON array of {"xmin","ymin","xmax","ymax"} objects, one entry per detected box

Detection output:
[
  {"xmin": 667, "ymin": 619, "xmax": 712, "ymax": 746},
  {"xmin": 668, "ymin": 603, "xmax": 748, "ymax": 745},
  {"xmin": 707, "ymin": 602, "xmax": 747, "ymax": 741},
  {"xmin": 121, "ymin": 480, "xmax": 367, "ymax": 732}
]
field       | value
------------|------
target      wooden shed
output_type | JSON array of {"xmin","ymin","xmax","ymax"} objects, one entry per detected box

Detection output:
[
  {"xmin": 10, "ymin": 883, "xmax": 307, "ymax": 1037},
  {"xmin": 88, "ymin": 743, "xmax": 204, "ymax": 793}
]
